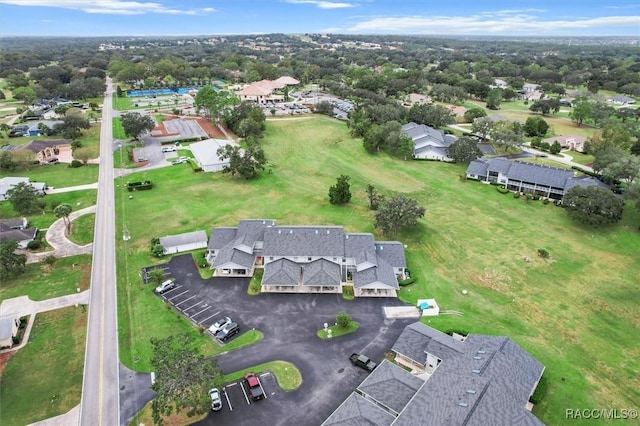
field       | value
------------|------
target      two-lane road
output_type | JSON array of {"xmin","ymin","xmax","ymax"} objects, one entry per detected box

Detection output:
[{"xmin": 78, "ymin": 77, "xmax": 120, "ymax": 425}]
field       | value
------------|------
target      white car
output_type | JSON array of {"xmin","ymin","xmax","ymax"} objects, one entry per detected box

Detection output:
[
  {"xmin": 209, "ymin": 388, "xmax": 222, "ymax": 411},
  {"xmin": 208, "ymin": 317, "xmax": 231, "ymax": 334},
  {"xmin": 162, "ymin": 146, "xmax": 176, "ymax": 153},
  {"xmin": 154, "ymin": 279, "xmax": 176, "ymax": 294}
]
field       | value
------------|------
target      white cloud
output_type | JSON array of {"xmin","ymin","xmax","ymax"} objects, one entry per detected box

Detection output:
[
  {"xmin": 347, "ymin": 13, "xmax": 640, "ymax": 35},
  {"xmin": 284, "ymin": 0, "xmax": 356, "ymax": 10},
  {"xmin": 1, "ymin": 0, "xmax": 216, "ymax": 15}
]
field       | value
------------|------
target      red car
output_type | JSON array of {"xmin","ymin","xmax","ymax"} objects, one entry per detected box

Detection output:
[{"xmin": 243, "ymin": 372, "xmax": 264, "ymax": 401}]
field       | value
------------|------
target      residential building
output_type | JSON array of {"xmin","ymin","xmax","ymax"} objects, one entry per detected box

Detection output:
[
  {"xmin": 465, "ymin": 157, "xmax": 606, "ymax": 200},
  {"xmin": 607, "ymin": 95, "xmax": 636, "ymax": 105},
  {"xmin": 206, "ymin": 220, "xmax": 407, "ymax": 297},
  {"xmin": 401, "ymin": 122, "xmax": 457, "ymax": 162},
  {"xmin": 542, "ymin": 135, "xmax": 586, "ymax": 153},
  {"xmin": 323, "ymin": 322, "xmax": 545, "ymax": 426},
  {"xmin": 159, "ymin": 230, "xmax": 208, "ymax": 255},
  {"xmin": 0, "ymin": 217, "xmax": 38, "ymax": 248},
  {"xmin": 19, "ymin": 138, "xmax": 71, "ymax": 163},
  {"xmin": 0, "ymin": 177, "xmax": 46, "ymax": 201},
  {"xmin": 0, "ymin": 314, "xmax": 21, "ymax": 349}
]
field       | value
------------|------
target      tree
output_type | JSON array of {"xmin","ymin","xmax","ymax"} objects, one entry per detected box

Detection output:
[
  {"xmin": 446, "ymin": 136, "xmax": 483, "ymax": 163},
  {"xmin": 366, "ymin": 184, "xmax": 384, "ymax": 210},
  {"xmin": 592, "ymin": 146, "xmax": 627, "ymax": 173},
  {"xmin": 150, "ymin": 334, "xmax": 222, "ymax": 425},
  {"xmin": 550, "ymin": 140, "xmax": 562, "ymax": 155},
  {"xmin": 569, "ymin": 99, "xmax": 594, "ymax": 127},
  {"xmin": 315, "ymin": 101, "xmax": 333, "ymax": 115},
  {"xmin": 523, "ymin": 116, "xmax": 549, "ymax": 137},
  {"xmin": 603, "ymin": 155, "xmax": 640, "ymax": 184},
  {"xmin": 463, "ymin": 108, "xmax": 486, "ymax": 123},
  {"xmin": 336, "ymin": 312, "xmax": 352, "ymax": 329},
  {"xmin": 0, "ymin": 240, "xmax": 26, "ymax": 280},
  {"xmin": 57, "ymin": 113, "xmax": 91, "ymax": 140},
  {"xmin": 217, "ymin": 140, "xmax": 267, "ymax": 179},
  {"xmin": 54, "ymin": 204, "xmax": 73, "ymax": 235},
  {"xmin": 121, "ymin": 112, "xmax": 155, "ymax": 140},
  {"xmin": 148, "ymin": 268, "xmax": 166, "ymax": 286},
  {"xmin": 328, "ymin": 175, "xmax": 352, "ymax": 205},
  {"xmin": 485, "ymin": 88, "xmax": 503, "ymax": 110},
  {"xmin": 12, "ymin": 86, "xmax": 36, "ymax": 104},
  {"xmin": 490, "ymin": 121, "xmax": 524, "ymax": 152},
  {"xmin": 471, "ymin": 116, "xmax": 494, "ymax": 140},
  {"xmin": 6, "ymin": 182, "xmax": 39, "ymax": 215},
  {"xmin": 374, "ymin": 194, "xmax": 425, "ymax": 235},
  {"xmin": 563, "ymin": 186, "xmax": 624, "ymax": 226},
  {"xmin": 194, "ymin": 86, "xmax": 239, "ymax": 124}
]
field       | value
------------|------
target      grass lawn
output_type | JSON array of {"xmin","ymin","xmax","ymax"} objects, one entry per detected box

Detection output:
[
  {"xmin": 563, "ymin": 151, "xmax": 595, "ymax": 166},
  {"xmin": 0, "ymin": 163, "xmax": 99, "ymax": 189},
  {"xmin": 317, "ymin": 321, "xmax": 359, "ymax": 339},
  {"xmin": 0, "ymin": 189, "xmax": 97, "ymax": 229},
  {"xmin": 0, "ymin": 254, "xmax": 92, "ymax": 302},
  {"xmin": 0, "ymin": 306, "xmax": 87, "ymax": 426},
  {"xmin": 113, "ymin": 117, "xmax": 127, "ymax": 139},
  {"xmin": 115, "ymin": 115, "xmax": 640, "ymax": 425},
  {"xmin": 67, "ymin": 212, "xmax": 95, "ymax": 245}
]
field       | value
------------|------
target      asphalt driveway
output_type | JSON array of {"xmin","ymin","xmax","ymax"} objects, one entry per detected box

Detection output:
[{"xmin": 150, "ymin": 254, "xmax": 416, "ymax": 426}]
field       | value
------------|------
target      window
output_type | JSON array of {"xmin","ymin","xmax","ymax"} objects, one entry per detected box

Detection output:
[{"xmin": 307, "ymin": 257, "xmax": 312, "ymax": 261}]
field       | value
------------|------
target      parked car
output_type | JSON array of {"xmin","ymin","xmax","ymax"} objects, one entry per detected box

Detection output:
[
  {"xmin": 208, "ymin": 317, "xmax": 231, "ymax": 335},
  {"xmin": 45, "ymin": 157, "xmax": 59, "ymax": 164},
  {"xmin": 154, "ymin": 279, "xmax": 176, "ymax": 294},
  {"xmin": 215, "ymin": 322, "xmax": 239, "ymax": 342},
  {"xmin": 162, "ymin": 146, "xmax": 176, "ymax": 153},
  {"xmin": 208, "ymin": 388, "xmax": 222, "ymax": 411},
  {"xmin": 349, "ymin": 353, "xmax": 377, "ymax": 372},
  {"xmin": 243, "ymin": 372, "xmax": 264, "ymax": 401},
  {"xmin": 171, "ymin": 158, "xmax": 186, "ymax": 165}
]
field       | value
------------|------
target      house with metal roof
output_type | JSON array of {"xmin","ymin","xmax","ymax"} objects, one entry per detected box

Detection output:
[
  {"xmin": 0, "ymin": 177, "xmax": 46, "ymax": 201},
  {"xmin": 206, "ymin": 220, "xmax": 407, "ymax": 297},
  {"xmin": 401, "ymin": 122, "xmax": 458, "ymax": 162},
  {"xmin": 607, "ymin": 94, "xmax": 636, "ymax": 105},
  {"xmin": 323, "ymin": 322, "xmax": 545, "ymax": 426},
  {"xmin": 465, "ymin": 157, "xmax": 606, "ymax": 201},
  {"xmin": 158, "ymin": 230, "xmax": 208, "ymax": 255},
  {"xmin": 189, "ymin": 138, "xmax": 240, "ymax": 172}
]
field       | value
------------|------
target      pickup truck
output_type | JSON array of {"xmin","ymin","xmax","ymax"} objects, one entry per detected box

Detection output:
[{"xmin": 350, "ymin": 353, "xmax": 377, "ymax": 372}]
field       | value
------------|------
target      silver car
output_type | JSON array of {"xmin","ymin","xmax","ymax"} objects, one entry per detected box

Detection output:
[{"xmin": 209, "ymin": 388, "xmax": 222, "ymax": 411}]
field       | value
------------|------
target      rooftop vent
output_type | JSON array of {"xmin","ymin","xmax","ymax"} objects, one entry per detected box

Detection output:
[
  {"xmin": 477, "ymin": 350, "xmax": 486, "ymax": 354},
  {"xmin": 472, "ymin": 369, "xmax": 481, "ymax": 374},
  {"xmin": 315, "ymin": 230, "xmax": 318, "ymax": 234},
  {"xmin": 458, "ymin": 401, "xmax": 469, "ymax": 407},
  {"xmin": 289, "ymin": 230, "xmax": 293, "ymax": 234},
  {"xmin": 326, "ymin": 230, "xmax": 330, "ymax": 234},
  {"xmin": 466, "ymin": 389, "xmax": 477, "ymax": 395},
  {"xmin": 473, "ymin": 356, "xmax": 482, "ymax": 360}
]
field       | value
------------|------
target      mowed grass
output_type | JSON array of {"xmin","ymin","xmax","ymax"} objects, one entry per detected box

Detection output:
[
  {"xmin": 0, "ymin": 163, "xmax": 99, "ymax": 188},
  {"xmin": 0, "ymin": 254, "xmax": 92, "ymax": 302},
  {"xmin": 67, "ymin": 212, "xmax": 95, "ymax": 245},
  {"xmin": 115, "ymin": 116, "xmax": 640, "ymax": 424},
  {"xmin": 0, "ymin": 306, "xmax": 87, "ymax": 426}
]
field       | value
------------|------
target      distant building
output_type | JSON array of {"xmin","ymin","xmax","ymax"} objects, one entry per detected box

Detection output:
[
  {"xmin": 607, "ymin": 95, "xmax": 636, "ymax": 105},
  {"xmin": 401, "ymin": 122, "xmax": 457, "ymax": 162},
  {"xmin": 542, "ymin": 135, "xmax": 586, "ymax": 153},
  {"xmin": 0, "ymin": 177, "xmax": 46, "ymax": 201},
  {"xmin": 236, "ymin": 76, "xmax": 299, "ymax": 104}
]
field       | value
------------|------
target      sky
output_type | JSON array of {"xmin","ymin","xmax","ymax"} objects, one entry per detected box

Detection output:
[{"xmin": 0, "ymin": 0, "xmax": 638, "ymax": 37}]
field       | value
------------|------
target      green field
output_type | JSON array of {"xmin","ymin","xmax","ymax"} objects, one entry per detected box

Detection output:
[
  {"xmin": 0, "ymin": 163, "xmax": 99, "ymax": 188},
  {"xmin": 0, "ymin": 306, "xmax": 87, "ymax": 426},
  {"xmin": 113, "ymin": 115, "xmax": 640, "ymax": 424}
]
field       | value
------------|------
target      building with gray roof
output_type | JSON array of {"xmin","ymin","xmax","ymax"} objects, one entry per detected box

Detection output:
[
  {"xmin": 207, "ymin": 220, "xmax": 407, "ymax": 297},
  {"xmin": 466, "ymin": 157, "xmax": 606, "ymax": 201},
  {"xmin": 159, "ymin": 230, "xmax": 208, "ymax": 255},
  {"xmin": 401, "ymin": 122, "xmax": 457, "ymax": 162},
  {"xmin": 0, "ymin": 177, "xmax": 46, "ymax": 201},
  {"xmin": 324, "ymin": 322, "xmax": 545, "ymax": 426}
]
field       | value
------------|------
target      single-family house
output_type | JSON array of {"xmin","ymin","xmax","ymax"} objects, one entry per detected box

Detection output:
[
  {"xmin": 465, "ymin": 157, "xmax": 607, "ymax": 200},
  {"xmin": 323, "ymin": 322, "xmax": 545, "ymax": 426},
  {"xmin": 401, "ymin": 122, "xmax": 458, "ymax": 162},
  {"xmin": 19, "ymin": 138, "xmax": 71, "ymax": 163},
  {"xmin": 23, "ymin": 120, "xmax": 64, "ymax": 137},
  {"xmin": 0, "ymin": 314, "xmax": 21, "ymax": 349},
  {"xmin": 159, "ymin": 230, "xmax": 208, "ymax": 255},
  {"xmin": 491, "ymin": 79, "xmax": 508, "ymax": 89},
  {"xmin": 206, "ymin": 220, "xmax": 407, "ymax": 297},
  {"xmin": 0, "ymin": 177, "xmax": 46, "ymax": 201},
  {"xmin": 190, "ymin": 139, "xmax": 240, "ymax": 172},
  {"xmin": 446, "ymin": 105, "xmax": 467, "ymax": 117},
  {"xmin": 607, "ymin": 95, "xmax": 636, "ymax": 105},
  {"xmin": 542, "ymin": 135, "xmax": 586, "ymax": 152},
  {"xmin": 236, "ymin": 76, "xmax": 299, "ymax": 104},
  {"xmin": 0, "ymin": 217, "xmax": 38, "ymax": 248}
]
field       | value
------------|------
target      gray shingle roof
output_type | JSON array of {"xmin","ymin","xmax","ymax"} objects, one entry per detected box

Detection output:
[
  {"xmin": 0, "ymin": 228, "xmax": 37, "ymax": 244},
  {"xmin": 263, "ymin": 226, "xmax": 345, "ymax": 257},
  {"xmin": 302, "ymin": 258, "xmax": 341, "ymax": 286},
  {"xmin": 208, "ymin": 227, "xmax": 238, "ymax": 250},
  {"xmin": 507, "ymin": 161, "xmax": 573, "ymax": 189},
  {"xmin": 159, "ymin": 230, "xmax": 207, "ymax": 249},
  {"xmin": 345, "ymin": 233, "xmax": 376, "ymax": 266},
  {"xmin": 357, "ymin": 360, "xmax": 425, "ymax": 415},
  {"xmin": 262, "ymin": 258, "xmax": 300, "ymax": 286},
  {"xmin": 375, "ymin": 242, "xmax": 406, "ymax": 269},
  {"xmin": 466, "ymin": 159, "xmax": 489, "ymax": 176},
  {"xmin": 212, "ymin": 243, "xmax": 256, "ymax": 269},
  {"xmin": 322, "ymin": 393, "xmax": 395, "ymax": 426},
  {"xmin": 353, "ymin": 256, "xmax": 399, "ymax": 290},
  {"xmin": 392, "ymin": 322, "xmax": 465, "ymax": 366},
  {"xmin": 0, "ymin": 218, "xmax": 27, "ymax": 232},
  {"xmin": 564, "ymin": 176, "xmax": 608, "ymax": 191}
]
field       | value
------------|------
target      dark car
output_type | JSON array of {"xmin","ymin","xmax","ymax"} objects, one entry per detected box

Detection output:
[
  {"xmin": 350, "ymin": 353, "xmax": 377, "ymax": 372},
  {"xmin": 243, "ymin": 372, "xmax": 264, "ymax": 401},
  {"xmin": 215, "ymin": 322, "xmax": 239, "ymax": 342},
  {"xmin": 45, "ymin": 157, "xmax": 59, "ymax": 164}
]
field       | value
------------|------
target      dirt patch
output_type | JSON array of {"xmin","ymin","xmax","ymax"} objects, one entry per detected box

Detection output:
[
  {"xmin": 0, "ymin": 351, "xmax": 15, "ymax": 379},
  {"xmin": 195, "ymin": 117, "xmax": 232, "ymax": 139}
]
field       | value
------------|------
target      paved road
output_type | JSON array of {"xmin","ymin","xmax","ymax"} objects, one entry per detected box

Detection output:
[{"xmin": 79, "ymin": 77, "xmax": 120, "ymax": 425}]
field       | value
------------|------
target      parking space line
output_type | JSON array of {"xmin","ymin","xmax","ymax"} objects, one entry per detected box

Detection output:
[
  {"xmin": 191, "ymin": 305, "xmax": 212, "ymax": 317},
  {"xmin": 168, "ymin": 289, "xmax": 189, "ymax": 301},
  {"xmin": 257, "ymin": 376, "xmax": 267, "ymax": 399},
  {"xmin": 240, "ymin": 381, "xmax": 251, "ymax": 405},
  {"xmin": 223, "ymin": 386, "xmax": 233, "ymax": 411},
  {"xmin": 174, "ymin": 295, "xmax": 197, "ymax": 306},
  {"xmin": 199, "ymin": 310, "xmax": 220, "ymax": 324},
  {"xmin": 184, "ymin": 300, "xmax": 204, "ymax": 311}
]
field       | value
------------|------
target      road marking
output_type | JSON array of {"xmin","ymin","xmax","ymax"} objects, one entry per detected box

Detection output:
[
  {"xmin": 168, "ymin": 290, "xmax": 189, "ymax": 301},
  {"xmin": 184, "ymin": 300, "xmax": 204, "ymax": 311},
  {"xmin": 223, "ymin": 387, "xmax": 233, "ymax": 411},
  {"xmin": 257, "ymin": 376, "xmax": 267, "ymax": 399},
  {"xmin": 192, "ymin": 305, "xmax": 212, "ymax": 317},
  {"xmin": 199, "ymin": 310, "xmax": 221, "ymax": 324},
  {"xmin": 240, "ymin": 381, "xmax": 251, "ymax": 405},
  {"xmin": 174, "ymin": 295, "xmax": 197, "ymax": 307}
]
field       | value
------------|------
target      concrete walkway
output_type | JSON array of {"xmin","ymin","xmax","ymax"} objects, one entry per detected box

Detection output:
[
  {"xmin": 26, "ymin": 205, "xmax": 96, "ymax": 264},
  {"xmin": 45, "ymin": 182, "xmax": 99, "ymax": 194}
]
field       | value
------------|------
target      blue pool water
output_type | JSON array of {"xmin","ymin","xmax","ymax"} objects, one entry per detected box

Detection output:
[{"xmin": 127, "ymin": 87, "xmax": 203, "ymax": 97}]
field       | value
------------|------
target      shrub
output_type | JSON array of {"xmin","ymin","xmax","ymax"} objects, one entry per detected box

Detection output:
[
  {"xmin": 43, "ymin": 255, "xmax": 57, "ymax": 266},
  {"xmin": 187, "ymin": 159, "xmax": 202, "ymax": 172},
  {"xmin": 336, "ymin": 312, "xmax": 352, "ymax": 329},
  {"xmin": 513, "ymin": 192, "xmax": 520, "ymax": 199},
  {"xmin": 496, "ymin": 185, "xmax": 510, "ymax": 194},
  {"xmin": 399, "ymin": 277, "xmax": 416, "ymax": 286},
  {"xmin": 151, "ymin": 243, "xmax": 164, "ymax": 257},
  {"xmin": 26, "ymin": 240, "xmax": 41, "ymax": 250},
  {"xmin": 69, "ymin": 159, "xmax": 83, "ymax": 168},
  {"xmin": 538, "ymin": 248, "xmax": 550, "ymax": 258},
  {"xmin": 529, "ymin": 375, "xmax": 548, "ymax": 405}
]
